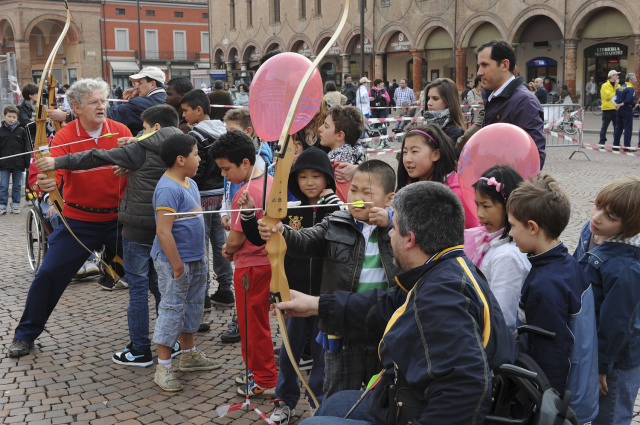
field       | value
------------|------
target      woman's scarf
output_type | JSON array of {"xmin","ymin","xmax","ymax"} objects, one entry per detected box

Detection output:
[
  {"xmin": 464, "ymin": 226, "xmax": 504, "ymax": 268},
  {"xmin": 423, "ymin": 108, "xmax": 450, "ymax": 129}
]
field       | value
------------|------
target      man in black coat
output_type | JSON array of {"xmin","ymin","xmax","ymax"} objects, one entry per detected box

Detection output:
[
  {"xmin": 534, "ymin": 78, "xmax": 548, "ymax": 105},
  {"xmin": 341, "ymin": 74, "xmax": 357, "ymax": 106}
]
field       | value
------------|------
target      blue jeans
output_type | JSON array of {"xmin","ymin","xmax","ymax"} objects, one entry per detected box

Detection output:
[
  {"xmin": 203, "ymin": 212, "xmax": 233, "ymax": 293},
  {"xmin": 299, "ymin": 390, "xmax": 375, "ymax": 425},
  {"xmin": 0, "ymin": 168, "xmax": 23, "ymax": 207},
  {"xmin": 276, "ymin": 316, "xmax": 325, "ymax": 409},
  {"xmin": 15, "ymin": 217, "xmax": 122, "ymax": 342},
  {"xmin": 152, "ymin": 254, "xmax": 207, "ymax": 347},
  {"xmin": 123, "ymin": 238, "xmax": 161, "ymax": 352},
  {"xmin": 592, "ymin": 364, "xmax": 640, "ymax": 425}
]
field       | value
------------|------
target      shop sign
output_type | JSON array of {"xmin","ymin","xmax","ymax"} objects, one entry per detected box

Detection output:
[
  {"xmin": 355, "ymin": 37, "xmax": 373, "ymax": 53},
  {"xmin": 190, "ymin": 69, "xmax": 208, "ymax": 76},
  {"xmin": 584, "ymin": 43, "xmax": 627, "ymax": 58},
  {"xmin": 386, "ymin": 32, "xmax": 411, "ymax": 52},
  {"xmin": 328, "ymin": 42, "xmax": 341, "ymax": 55},
  {"xmin": 250, "ymin": 50, "xmax": 261, "ymax": 61},
  {"xmin": 297, "ymin": 43, "xmax": 312, "ymax": 57}
]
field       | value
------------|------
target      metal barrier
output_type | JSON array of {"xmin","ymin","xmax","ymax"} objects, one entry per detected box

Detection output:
[
  {"xmin": 541, "ymin": 103, "xmax": 588, "ymax": 159},
  {"xmin": 0, "ymin": 52, "xmax": 18, "ymax": 113}
]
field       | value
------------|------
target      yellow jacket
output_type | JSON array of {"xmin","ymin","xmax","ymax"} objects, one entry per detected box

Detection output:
[{"xmin": 601, "ymin": 79, "xmax": 620, "ymax": 111}]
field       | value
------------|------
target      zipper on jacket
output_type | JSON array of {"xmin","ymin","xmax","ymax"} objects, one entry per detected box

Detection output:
[
  {"xmin": 377, "ymin": 228, "xmax": 390, "ymax": 288},
  {"xmin": 349, "ymin": 229, "xmax": 364, "ymax": 293}
]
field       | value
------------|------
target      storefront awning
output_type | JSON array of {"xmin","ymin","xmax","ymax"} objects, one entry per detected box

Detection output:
[{"xmin": 110, "ymin": 61, "xmax": 140, "ymax": 73}]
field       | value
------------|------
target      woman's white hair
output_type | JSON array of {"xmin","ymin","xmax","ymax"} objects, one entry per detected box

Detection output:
[{"xmin": 66, "ymin": 78, "xmax": 110, "ymax": 109}]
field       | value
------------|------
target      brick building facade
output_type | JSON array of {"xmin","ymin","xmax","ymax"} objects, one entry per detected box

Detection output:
[{"xmin": 209, "ymin": 0, "xmax": 640, "ymax": 102}]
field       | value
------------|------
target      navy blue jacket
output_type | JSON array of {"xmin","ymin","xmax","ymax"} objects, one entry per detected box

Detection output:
[
  {"xmin": 518, "ymin": 243, "xmax": 590, "ymax": 393},
  {"xmin": 482, "ymin": 76, "xmax": 546, "ymax": 169},
  {"xmin": 108, "ymin": 89, "xmax": 166, "ymax": 135},
  {"xmin": 615, "ymin": 82, "xmax": 635, "ymax": 110},
  {"xmin": 319, "ymin": 247, "xmax": 518, "ymax": 425},
  {"xmin": 535, "ymin": 86, "xmax": 548, "ymax": 104},
  {"xmin": 574, "ymin": 222, "xmax": 640, "ymax": 375},
  {"xmin": 0, "ymin": 121, "xmax": 30, "ymax": 170}
]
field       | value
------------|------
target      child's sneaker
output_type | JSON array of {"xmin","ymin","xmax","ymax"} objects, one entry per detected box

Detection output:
[
  {"xmin": 236, "ymin": 379, "xmax": 275, "ymax": 398},
  {"xmin": 210, "ymin": 290, "xmax": 235, "ymax": 307},
  {"xmin": 221, "ymin": 315, "xmax": 241, "ymax": 343},
  {"xmin": 154, "ymin": 364, "xmax": 183, "ymax": 392},
  {"xmin": 170, "ymin": 340, "xmax": 182, "ymax": 359},
  {"xmin": 270, "ymin": 400, "xmax": 295, "ymax": 425},
  {"xmin": 235, "ymin": 371, "xmax": 254, "ymax": 385},
  {"xmin": 112, "ymin": 342, "xmax": 153, "ymax": 367},
  {"xmin": 10, "ymin": 205, "xmax": 20, "ymax": 214},
  {"xmin": 178, "ymin": 349, "xmax": 222, "ymax": 371}
]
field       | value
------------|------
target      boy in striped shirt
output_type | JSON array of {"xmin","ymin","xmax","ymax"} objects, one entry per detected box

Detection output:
[{"xmin": 258, "ymin": 160, "xmax": 402, "ymax": 398}]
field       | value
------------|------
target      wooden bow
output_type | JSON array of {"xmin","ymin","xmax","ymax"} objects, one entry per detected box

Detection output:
[
  {"xmin": 34, "ymin": 1, "xmax": 123, "ymax": 284},
  {"xmin": 263, "ymin": 0, "xmax": 350, "ymax": 408},
  {"xmin": 47, "ymin": 75, "xmax": 62, "ymax": 132}
]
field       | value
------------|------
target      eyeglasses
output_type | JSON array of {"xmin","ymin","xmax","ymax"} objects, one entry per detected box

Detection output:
[{"xmin": 85, "ymin": 99, "xmax": 108, "ymax": 108}]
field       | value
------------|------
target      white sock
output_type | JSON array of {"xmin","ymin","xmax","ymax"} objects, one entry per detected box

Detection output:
[
  {"xmin": 184, "ymin": 346, "xmax": 196, "ymax": 353},
  {"xmin": 158, "ymin": 358, "xmax": 172, "ymax": 368}
]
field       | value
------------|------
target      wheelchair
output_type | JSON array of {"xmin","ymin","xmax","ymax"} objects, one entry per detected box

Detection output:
[{"xmin": 25, "ymin": 188, "xmax": 52, "ymax": 272}]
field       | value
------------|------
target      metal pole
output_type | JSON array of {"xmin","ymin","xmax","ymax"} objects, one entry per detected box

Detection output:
[
  {"xmin": 372, "ymin": 0, "xmax": 375, "ymax": 79},
  {"xmin": 562, "ymin": 0, "xmax": 567, "ymax": 84},
  {"xmin": 453, "ymin": 0, "xmax": 457, "ymax": 83},
  {"xmin": 137, "ymin": 0, "xmax": 143, "ymax": 70},
  {"xmin": 360, "ymin": 0, "xmax": 365, "ymax": 79}
]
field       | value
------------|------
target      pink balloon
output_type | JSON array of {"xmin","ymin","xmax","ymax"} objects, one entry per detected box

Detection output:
[
  {"xmin": 249, "ymin": 52, "xmax": 323, "ymax": 141},
  {"xmin": 457, "ymin": 123, "xmax": 541, "ymax": 222}
]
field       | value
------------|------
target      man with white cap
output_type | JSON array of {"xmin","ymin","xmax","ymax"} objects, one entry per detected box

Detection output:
[
  {"xmin": 109, "ymin": 66, "xmax": 167, "ymax": 135},
  {"xmin": 599, "ymin": 69, "xmax": 620, "ymax": 146}
]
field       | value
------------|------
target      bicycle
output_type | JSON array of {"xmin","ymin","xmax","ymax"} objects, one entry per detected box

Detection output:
[{"xmin": 587, "ymin": 94, "xmax": 602, "ymax": 116}]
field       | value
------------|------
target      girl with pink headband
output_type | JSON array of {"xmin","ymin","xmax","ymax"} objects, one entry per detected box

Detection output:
[{"xmin": 396, "ymin": 124, "xmax": 479, "ymax": 228}]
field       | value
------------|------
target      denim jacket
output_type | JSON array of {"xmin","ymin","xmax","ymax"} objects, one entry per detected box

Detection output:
[{"xmin": 574, "ymin": 221, "xmax": 640, "ymax": 375}]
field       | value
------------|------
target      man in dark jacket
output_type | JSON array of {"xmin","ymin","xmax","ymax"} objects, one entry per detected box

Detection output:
[
  {"xmin": 477, "ymin": 40, "xmax": 546, "ymax": 168},
  {"xmin": 534, "ymin": 78, "xmax": 548, "ymax": 104},
  {"xmin": 341, "ymin": 74, "xmax": 357, "ymax": 106},
  {"xmin": 108, "ymin": 67, "xmax": 167, "ymax": 136},
  {"xmin": 271, "ymin": 182, "xmax": 518, "ymax": 425}
]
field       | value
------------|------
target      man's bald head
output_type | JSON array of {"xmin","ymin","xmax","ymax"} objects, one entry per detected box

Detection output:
[{"xmin": 534, "ymin": 78, "xmax": 543, "ymax": 88}]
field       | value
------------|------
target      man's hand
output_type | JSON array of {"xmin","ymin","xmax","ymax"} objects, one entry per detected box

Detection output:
[
  {"xmin": 221, "ymin": 243, "xmax": 234, "ymax": 261},
  {"xmin": 122, "ymin": 87, "xmax": 138, "ymax": 100},
  {"xmin": 334, "ymin": 162, "xmax": 357, "ymax": 184},
  {"xmin": 47, "ymin": 108, "xmax": 67, "ymax": 123},
  {"xmin": 369, "ymin": 207, "xmax": 389, "ymax": 227},
  {"xmin": 271, "ymin": 289, "xmax": 320, "ymax": 318},
  {"xmin": 257, "ymin": 218, "xmax": 283, "ymax": 241},
  {"xmin": 173, "ymin": 262, "xmax": 185, "ymax": 279},
  {"xmin": 221, "ymin": 215, "xmax": 231, "ymax": 231},
  {"xmin": 599, "ymin": 373, "xmax": 608, "ymax": 396},
  {"xmin": 112, "ymin": 166, "xmax": 130, "ymax": 178},
  {"xmin": 36, "ymin": 174, "xmax": 57, "ymax": 193},
  {"xmin": 35, "ymin": 157, "xmax": 56, "ymax": 172},
  {"xmin": 117, "ymin": 136, "xmax": 137, "ymax": 147}
]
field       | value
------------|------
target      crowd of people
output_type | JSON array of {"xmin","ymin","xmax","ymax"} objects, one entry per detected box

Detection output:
[{"xmin": 1, "ymin": 38, "xmax": 639, "ymax": 425}]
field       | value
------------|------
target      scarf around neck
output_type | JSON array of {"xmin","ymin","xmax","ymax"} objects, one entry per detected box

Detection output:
[{"xmin": 423, "ymin": 108, "xmax": 450, "ymax": 129}]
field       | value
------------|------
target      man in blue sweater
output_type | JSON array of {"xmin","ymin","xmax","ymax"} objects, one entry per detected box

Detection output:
[
  {"xmin": 109, "ymin": 67, "xmax": 166, "ymax": 136},
  {"xmin": 612, "ymin": 73, "xmax": 636, "ymax": 149}
]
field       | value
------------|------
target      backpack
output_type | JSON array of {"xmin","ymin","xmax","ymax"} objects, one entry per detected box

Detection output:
[
  {"xmin": 189, "ymin": 126, "xmax": 224, "ymax": 191},
  {"xmin": 373, "ymin": 88, "xmax": 388, "ymax": 107}
]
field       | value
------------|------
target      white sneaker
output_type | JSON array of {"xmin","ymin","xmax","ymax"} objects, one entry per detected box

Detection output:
[
  {"xmin": 270, "ymin": 404, "xmax": 295, "ymax": 425},
  {"xmin": 84, "ymin": 261, "xmax": 100, "ymax": 276},
  {"xmin": 10, "ymin": 205, "xmax": 20, "ymax": 214},
  {"xmin": 75, "ymin": 264, "xmax": 87, "ymax": 277}
]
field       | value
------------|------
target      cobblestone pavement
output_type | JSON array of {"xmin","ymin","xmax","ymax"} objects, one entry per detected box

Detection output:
[{"xmin": 0, "ymin": 142, "xmax": 638, "ymax": 424}]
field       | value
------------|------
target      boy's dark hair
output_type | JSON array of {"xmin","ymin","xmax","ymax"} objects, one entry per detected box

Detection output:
[
  {"xmin": 180, "ymin": 89, "xmax": 210, "ymax": 116},
  {"xmin": 324, "ymin": 81, "xmax": 337, "ymax": 93},
  {"xmin": 207, "ymin": 90, "xmax": 234, "ymax": 120},
  {"xmin": 3, "ymin": 105, "xmax": 19, "ymax": 116},
  {"xmin": 21, "ymin": 83, "xmax": 39, "ymax": 99},
  {"xmin": 63, "ymin": 84, "xmax": 70, "ymax": 89},
  {"xmin": 473, "ymin": 165, "xmax": 524, "ymax": 239},
  {"xmin": 167, "ymin": 76, "xmax": 193, "ymax": 94},
  {"xmin": 355, "ymin": 160, "xmax": 396, "ymax": 195},
  {"xmin": 209, "ymin": 129, "xmax": 256, "ymax": 166},
  {"xmin": 224, "ymin": 108, "xmax": 252, "ymax": 130},
  {"xmin": 141, "ymin": 104, "xmax": 178, "ymax": 129},
  {"xmin": 327, "ymin": 105, "xmax": 364, "ymax": 146},
  {"xmin": 507, "ymin": 173, "xmax": 570, "ymax": 240},
  {"xmin": 373, "ymin": 78, "xmax": 383, "ymax": 86},
  {"xmin": 595, "ymin": 176, "xmax": 640, "ymax": 238},
  {"xmin": 396, "ymin": 124, "xmax": 457, "ymax": 191},
  {"xmin": 475, "ymin": 39, "xmax": 516, "ymax": 73},
  {"xmin": 160, "ymin": 134, "xmax": 197, "ymax": 168}
]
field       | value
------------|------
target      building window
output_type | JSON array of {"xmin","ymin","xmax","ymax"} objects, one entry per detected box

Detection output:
[
  {"xmin": 299, "ymin": 0, "xmax": 306, "ymax": 19},
  {"xmin": 115, "ymin": 28, "xmax": 129, "ymax": 51},
  {"xmin": 115, "ymin": 8, "xmax": 125, "ymax": 15},
  {"xmin": 201, "ymin": 32, "xmax": 209, "ymax": 54},
  {"xmin": 202, "ymin": 12, "xmax": 208, "ymax": 19},
  {"xmin": 145, "ymin": 10, "xmax": 155, "ymax": 17},
  {"xmin": 247, "ymin": 0, "xmax": 253, "ymax": 27},
  {"xmin": 230, "ymin": 1, "xmax": 236, "ymax": 30},
  {"xmin": 272, "ymin": 0, "xmax": 280, "ymax": 23},
  {"xmin": 174, "ymin": 11, "xmax": 183, "ymax": 18},
  {"xmin": 315, "ymin": 0, "xmax": 321, "ymax": 15}
]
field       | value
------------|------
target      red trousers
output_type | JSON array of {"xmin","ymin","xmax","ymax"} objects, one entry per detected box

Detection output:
[{"xmin": 234, "ymin": 265, "xmax": 278, "ymax": 388}]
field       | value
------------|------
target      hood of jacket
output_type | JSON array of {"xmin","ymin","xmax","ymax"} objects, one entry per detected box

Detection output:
[
  {"xmin": 608, "ymin": 233, "xmax": 640, "ymax": 249},
  {"xmin": 194, "ymin": 119, "xmax": 226, "ymax": 139},
  {"xmin": 288, "ymin": 146, "xmax": 336, "ymax": 202}
]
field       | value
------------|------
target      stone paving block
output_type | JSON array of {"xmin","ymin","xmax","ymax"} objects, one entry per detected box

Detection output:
[
  {"xmin": 137, "ymin": 413, "xmax": 162, "ymax": 424},
  {"xmin": 51, "ymin": 416, "xmax": 74, "ymax": 424},
  {"xmin": 25, "ymin": 412, "xmax": 46, "ymax": 421}
]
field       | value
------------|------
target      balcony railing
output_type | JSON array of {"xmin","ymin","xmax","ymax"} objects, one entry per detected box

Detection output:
[{"xmin": 135, "ymin": 51, "xmax": 204, "ymax": 61}]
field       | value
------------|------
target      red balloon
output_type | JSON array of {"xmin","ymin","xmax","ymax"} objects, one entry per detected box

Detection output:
[
  {"xmin": 249, "ymin": 52, "xmax": 323, "ymax": 141},
  {"xmin": 457, "ymin": 123, "xmax": 541, "ymax": 222}
]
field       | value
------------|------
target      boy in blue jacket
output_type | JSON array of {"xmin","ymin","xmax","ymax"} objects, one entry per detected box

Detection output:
[
  {"xmin": 574, "ymin": 176, "xmax": 640, "ymax": 425},
  {"xmin": 507, "ymin": 174, "xmax": 598, "ymax": 423}
]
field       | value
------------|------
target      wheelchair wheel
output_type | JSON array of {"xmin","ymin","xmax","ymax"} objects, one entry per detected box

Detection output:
[
  {"xmin": 26, "ymin": 209, "xmax": 47, "ymax": 272},
  {"xmin": 561, "ymin": 115, "xmax": 579, "ymax": 136}
]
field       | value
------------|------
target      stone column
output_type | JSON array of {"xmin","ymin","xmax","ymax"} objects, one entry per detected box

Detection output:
[
  {"xmin": 340, "ymin": 53, "xmax": 351, "ymax": 77},
  {"xmin": 239, "ymin": 61, "xmax": 248, "ymax": 77},
  {"xmin": 411, "ymin": 49, "xmax": 424, "ymax": 95},
  {"xmin": 455, "ymin": 47, "xmax": 468, "ymax": 92},
  {"xmin": 635, "ymin": 35, "xmax": 640, "ymax": 86},
  {"xmin": 564, "ymin": 39, "xmax": 578, "ymax": 103},
  {"xmin": 14, "ymin": 40, "xmax": 32, "ymax": 87},
  {"xmin": 225, "ymin": 61, "xmax": 234, "ymax": 83},
  {"xmin": 374, "ymin": 52, "xmax": 384, "ymax": 81}
]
